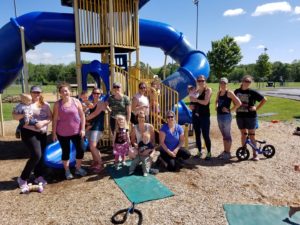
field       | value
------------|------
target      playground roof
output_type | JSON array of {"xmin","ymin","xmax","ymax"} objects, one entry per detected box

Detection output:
[{"xmin": 61, "ymin": 0, "xmax": 150, "ymax": 9}]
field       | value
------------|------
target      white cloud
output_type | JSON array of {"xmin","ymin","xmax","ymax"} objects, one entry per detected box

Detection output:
[
  {"xmin": 295, "ymin": 6, "xmax": 300, "ymax": 14},
  {"xmin": 256, "ymin": 45, "xmax": 265, "ymax": 49},
  {"xmin": 234, "ymin": 34, "xmax": 252, "ymax": 44},
  {"xmin": 26, "ymin": 50, "xmax": 75, "ymax": 65},
  {"xmin": 252, "ymin": 2, "xmax": 292, "ymax": 16},
  {"xmin": 223, "ymin": 8, "xmax": 246, "ymax": 17}
]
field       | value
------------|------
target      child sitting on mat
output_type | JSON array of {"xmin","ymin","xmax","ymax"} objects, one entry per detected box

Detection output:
[{"xmin": 129, "ymin": 132, "xmax": 154, "ymax": 177}]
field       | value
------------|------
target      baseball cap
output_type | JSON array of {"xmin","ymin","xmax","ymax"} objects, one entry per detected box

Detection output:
[
  {"xmin": 220, "ymin": 77, "xmax": 228, "ymax": 84},
  {"xmin": 30, "ymin": 86, "xmax": 42, "ymax": 92}
]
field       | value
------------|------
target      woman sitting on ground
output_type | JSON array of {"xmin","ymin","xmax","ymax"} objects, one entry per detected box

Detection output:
[{"xmin": 159, "ymin": 110, "xmax": 191, "ymax": 171}]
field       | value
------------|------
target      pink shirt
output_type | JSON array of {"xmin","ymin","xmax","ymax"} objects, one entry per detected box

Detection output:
[{"xmin": 56, "ymin": 98, "xmax": 81, "ymax": 136}]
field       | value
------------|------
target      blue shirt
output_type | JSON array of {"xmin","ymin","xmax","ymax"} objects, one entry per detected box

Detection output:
[{"xmin": 160, "ymin": 123, "xmax": 183, "ymax": 151}]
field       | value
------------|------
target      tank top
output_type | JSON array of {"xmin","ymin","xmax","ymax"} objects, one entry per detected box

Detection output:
[
  {"xmin": 133, "ymin": 93, "xmax": 149, "ymax": 116},
  {"xmin": 56, "ymin": 98, "xmax": 81, "ymax": 136},
  {"xmin": 193, "ymin": 89, "xmax": 210, "ymax": 116},
  {"xmin": 90, "ymin": 104, "xmax": 105, "ymax": 131},
  {"xmin": 134, "ymin": 123, "xmax": 151, "ymax": 143},
  {"xmin": 115, "ymin": 128, "xmax": 129, "ymax": 144},
  {"xmin": 217, "ymin": 91, "xmax": 232, "ymax": 115}
]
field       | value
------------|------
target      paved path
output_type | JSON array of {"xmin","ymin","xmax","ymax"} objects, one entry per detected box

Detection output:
[{"xmin": 259, "ymin": 88, "xmax": 300, "ymax": 101}]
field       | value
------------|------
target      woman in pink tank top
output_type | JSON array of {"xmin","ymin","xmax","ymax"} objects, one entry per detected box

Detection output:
[{"xmin": 52, "ymin": 82, "xmax": 87, "ymax": 180}]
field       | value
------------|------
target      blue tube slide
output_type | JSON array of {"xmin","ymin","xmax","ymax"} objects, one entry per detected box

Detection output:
[{"xmin": 0, "ymin": 12, "xmax": 209, "ymax": 121}]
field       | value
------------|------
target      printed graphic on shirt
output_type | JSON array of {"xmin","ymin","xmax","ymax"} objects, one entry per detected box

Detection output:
[{"xmin": 236, "ymin": 93, "xmax": 249, "ymax": 112}]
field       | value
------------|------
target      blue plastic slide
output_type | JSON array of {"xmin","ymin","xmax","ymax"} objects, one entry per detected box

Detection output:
[
  {"xmin": 44, "ymin": 139, "xmax": 88, "ymax": 169},
  {"xmin": 0, "ymin": 12, "xmax": 209, "ymax": 166},
  {"xmin": 0, "ymin": 12, "xmax": 209, "ymax": 122}
]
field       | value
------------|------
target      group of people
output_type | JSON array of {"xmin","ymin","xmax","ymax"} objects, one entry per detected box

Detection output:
[{"xmin": 13, "ymin": 74, "xmax": 268, "ymax": 192}]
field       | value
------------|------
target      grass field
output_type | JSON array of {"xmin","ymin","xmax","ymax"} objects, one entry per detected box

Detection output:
[{"xmin": 1, "ymin": 83, "xmax": 300, "ymax": 122}]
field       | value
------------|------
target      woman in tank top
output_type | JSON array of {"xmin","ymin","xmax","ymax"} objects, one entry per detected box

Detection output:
[
  {"xmin": 215, "ymin": 77, "xmax": 241, "ymax": 160},
  {"xmin": 131, "ymin": 82, "xmax": 150, "ymax": 124},
  {"xmin": 52, "ymin": 82, "xmax": 87, "ymax": 180},
  {"xmin": 190, "ymin": 75, "xmax": 212, "ymax": 160}
]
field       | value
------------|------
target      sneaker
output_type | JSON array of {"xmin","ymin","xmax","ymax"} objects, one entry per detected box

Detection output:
[
  {"xmin": 34, "ymin": 176, "xmax": 47, "ymax": 187},
  {"xmin": 75, "ymin": 168, "xmax": 87, "ymax": 177},
  {"xmin": 195, "ymin": 151, "xmax": 202, "ymax": 158},
  {"xmin": 114, "ymin": 163, "xmax": 119, "ymax": 170},
  {"xmin": 204, "ymin": 152, "xmax": 211, "ymax": 161},
  {"xmin": 223, "ymin": 152, "xmax": 231, "ymax": 160},
  {"xmin": 217, "ymin": 151, "xmax": 226, "ymax": 159},
  {"xmin": 65, "ymin": 170, "xmax": 74, "ymax": 180},
  {"xmin": 143, "ymin": 173, "xmax": 148, "ymax": 177},
  {"xmin": 149, "ymin": 168, "xmax": 159, "ymax": 175},
  {"xmin": 122, "ymin": 161, "xmax": 127, "ymax": 166},
  {"xmin": 92, "ymin": 164, "xmax": 104, "ymax": 173},
  {"xmin": 17, "ymin": 177, "xmax": 28, "ymax": 189}
]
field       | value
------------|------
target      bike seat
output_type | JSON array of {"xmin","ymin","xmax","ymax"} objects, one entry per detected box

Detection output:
[{"xmin": 256, "ymin": 140, "xmax": 266, "ymax": 144}]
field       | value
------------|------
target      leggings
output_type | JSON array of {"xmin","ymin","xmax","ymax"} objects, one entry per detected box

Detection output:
[
  {"xmin": 20, "ymin": 128, "xmax": 47, "ymax": 180},
  {"xmin": 159, "ymin": 147, "xmax": 191, "ymax": 171},
  {"xmin": 57, "ymin": 134, "xmax": 84, "ymax": 161},
  {"xmin": 192, "ymin": 114, "xmax": 211, "ymax": 153}
]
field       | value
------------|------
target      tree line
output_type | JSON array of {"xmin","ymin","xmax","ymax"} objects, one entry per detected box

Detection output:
[{"xmin": 22, "ymin": 35, "xmax": 300, "ymax": 85}]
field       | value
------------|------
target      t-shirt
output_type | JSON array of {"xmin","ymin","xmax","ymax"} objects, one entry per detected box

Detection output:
[
  {"xmin": 138, "ymin": 141, "xmax": 154, "ymax": 154},
  {"xmin": 108, "ymin": 95, "xmax": 131, "ymax": 118},
  {"xmin": 160, "ymin": 123, "xmax": 183, "ymax": 151},
  {"xmin": 234, "ymin": 88, "xmax": 264, "ymax": 118}
]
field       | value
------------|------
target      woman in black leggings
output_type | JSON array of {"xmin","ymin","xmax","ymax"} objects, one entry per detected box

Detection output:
[{"xmin": 12, "ymin": 86, "xmax": 52, "ymax": 191}]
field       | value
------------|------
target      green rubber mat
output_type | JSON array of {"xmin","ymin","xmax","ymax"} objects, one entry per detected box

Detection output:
[
  {"xmin": 224, "ymin": 204, "xmax": 300, "ymax": 225},
  {"xmin": 106, "ymin": 163, "xmax": 174, "ymax": 204}
]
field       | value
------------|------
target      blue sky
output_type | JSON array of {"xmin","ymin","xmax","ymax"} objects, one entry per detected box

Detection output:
[{"xmin": 1, "ymin": 0, "xmax": 300, "ymax": 67}]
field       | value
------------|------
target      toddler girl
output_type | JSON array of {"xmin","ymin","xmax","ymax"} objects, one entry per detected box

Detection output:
[{"xmin": 113, "ymin": 115, "xmax": 131, "ymax": 169}]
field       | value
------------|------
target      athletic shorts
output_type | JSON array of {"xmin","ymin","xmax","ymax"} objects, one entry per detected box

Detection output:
[
  {"xmin": 87, "ymin": 130, "xmax": 103, "ymax": 143},
  {"xmin": 236, "ymin": 117, "xmax": 257, "ymax": 130}
]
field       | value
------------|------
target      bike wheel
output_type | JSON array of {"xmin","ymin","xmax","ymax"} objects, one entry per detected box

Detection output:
[
  {"xmin": 262, "ymin": 145, "xmax": 275, "ymax": 158},
  {"xmin": 236, "ymin": 147, "xmax": 250, "ymax": 161}
]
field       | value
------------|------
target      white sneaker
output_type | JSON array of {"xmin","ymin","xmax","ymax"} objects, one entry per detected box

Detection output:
[
  {"xmin": 17, "ymin": 177, "xmax": 29, "ymax": 193},
  {"xmin": 143, "ymin": 173, "xmax": 148, "ymax": 177}
]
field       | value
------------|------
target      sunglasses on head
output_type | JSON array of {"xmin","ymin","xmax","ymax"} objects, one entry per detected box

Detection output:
[
  {"xmin": 113, "ymin": 86, "xmax": 121, "ymax": 89},
  {"xmin": 197, "ymin": 79, "xmax": 205, "ymax": 83}
]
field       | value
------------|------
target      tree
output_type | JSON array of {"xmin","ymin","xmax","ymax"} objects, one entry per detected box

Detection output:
[
  {"xmin": 207, "ymin": 35, "xmax": 242, "ymax": 79},
  {"xmin": 271, "ymin": 61, "xmax": 289, "ymax": 82},
  {"xmin": 254, "ymin": 53, "xmax": 272, "ymax": 81}
]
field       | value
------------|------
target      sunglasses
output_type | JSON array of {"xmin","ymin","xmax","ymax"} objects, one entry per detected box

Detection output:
[
  {"xmin": 243, "ymin": 80, "xmax": 251, "ymax": 83},
  {"xmin": 113, "ymin": 86, "xmax": 121, "ymax": 89},
  {"xmin": 93, "ymin": 92, "xmax": 101, "ymax": 95},
  {"xmin": 167, "ymin": 116, "xmax": 174, "ymax": 119},
  {"xmin": 31, "ymin": 91, "xmax": 41, "ymax": 94},
  {"xmin": 139, "ymin": 86, "xmax": 146, "ymax": 89},
  {"xmin": 197, "ymin": 80, "xmax": 205, "ymax": 83}
]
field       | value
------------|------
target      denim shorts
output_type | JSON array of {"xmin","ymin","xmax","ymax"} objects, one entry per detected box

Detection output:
[
  {"xmin": 217, "ymin": 113, "xmax": 232, "ymax": 141},
  {"xmin": 236, "ymin": 117, "xmax": 257, "ymax": 130},
  {"xmin": 87, "ymin": 130, "xmax": 103, "ymax": 143}
]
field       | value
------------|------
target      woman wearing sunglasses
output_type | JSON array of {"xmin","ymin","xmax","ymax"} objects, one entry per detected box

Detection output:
[
  {"xmin": 190, "ymin": 75, "xmax": 212, "ymax": 160},
  {"xmin": 234, "ymin": 75, "xmax": 267, "ymax": 161},
  {"xmin": 159, "ymin": 111, "xmax": 191, "ymax": 171},
  {"xmin": 108, "ymin": 82, "xmax": 131, "ymax": 133},
  {"xmin": 215, "ymin": 77, "xmax": 241, "ymax": 160}
]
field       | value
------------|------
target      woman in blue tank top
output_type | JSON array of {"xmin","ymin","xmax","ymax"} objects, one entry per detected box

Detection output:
[{"xmin": 215, "ymin": 77, "xmax": 241, "ymax": 160}]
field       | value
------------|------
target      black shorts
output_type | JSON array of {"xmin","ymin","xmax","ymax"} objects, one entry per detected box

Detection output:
[{"xmin": 236, "ymin": 117, "xmax": 257, "ymax": 130}]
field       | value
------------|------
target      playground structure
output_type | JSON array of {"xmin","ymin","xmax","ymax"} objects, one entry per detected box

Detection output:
[{"xmin": 0, "ymin": 0, "xmax": 210, "ymax": 166}]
